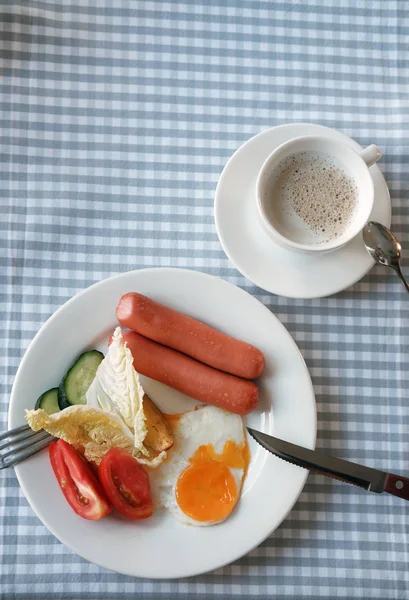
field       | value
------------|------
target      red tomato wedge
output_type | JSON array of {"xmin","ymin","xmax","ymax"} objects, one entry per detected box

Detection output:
[
  {"xmin": 49, "ymin": 439, "xmax": 111, "ymax": 520},
  {"xmin": 99, "ymin": 448, "xmax": 153, "ymax": 520}
]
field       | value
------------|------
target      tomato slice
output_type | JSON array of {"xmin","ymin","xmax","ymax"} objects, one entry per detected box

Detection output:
[
  {"xmin": 99, "ymin": 448, "xmax": 153, "ymax": 520},
  {"xmin": 49, "ymin": 439, "xmax": 111, "ymax": 520}
]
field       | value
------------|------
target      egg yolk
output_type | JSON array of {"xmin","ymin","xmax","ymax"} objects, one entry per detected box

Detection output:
[{"xmin": 175, "ymin": 439, "xmax": 250, "ymax": 523}]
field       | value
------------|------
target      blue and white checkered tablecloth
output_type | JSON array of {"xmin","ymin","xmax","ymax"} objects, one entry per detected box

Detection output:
[{"xmin": 1, "ymin": 1, "xmax": 409, "ymax": 598}]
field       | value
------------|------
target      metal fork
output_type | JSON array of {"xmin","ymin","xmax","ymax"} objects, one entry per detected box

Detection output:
[{"xmin": 0, "ymin": 424, "xmax": 55, "ymax": 470}]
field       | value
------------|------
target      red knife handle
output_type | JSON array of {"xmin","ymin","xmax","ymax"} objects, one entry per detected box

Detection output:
[{"xmin": 384, "ymin": 473, "xmax": 409, "ymax": 501}]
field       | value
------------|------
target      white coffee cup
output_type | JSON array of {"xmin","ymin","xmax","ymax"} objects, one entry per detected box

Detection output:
[{"xmin": 256, "ymin": 135, "xmax": 382, "ymax": 254}]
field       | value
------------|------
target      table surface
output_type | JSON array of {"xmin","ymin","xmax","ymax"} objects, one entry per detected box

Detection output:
[{"xmin": 1, "ymin": 1, "xmax": 409, "ymax": 598}]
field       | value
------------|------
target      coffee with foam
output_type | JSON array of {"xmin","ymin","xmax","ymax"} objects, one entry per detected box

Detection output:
[{"xmin": 264, "ymin": 151, "xmax": 359, "ymax": 246}]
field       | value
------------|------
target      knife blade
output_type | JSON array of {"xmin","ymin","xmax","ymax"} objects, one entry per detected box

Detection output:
[{"xmin": 247, "ymin": 427, "xmax": 409, "ymax": 501}]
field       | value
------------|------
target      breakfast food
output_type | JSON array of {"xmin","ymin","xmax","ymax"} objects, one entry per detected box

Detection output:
[
  {"xmin": 58, "ymin": 350, "xmax": 104, "ymax": 409},
  {"xmin": 121, "ymin": 330, "xmax": 259, "ymax": 415},
  {"xmin": 35, "ymin": 388, "xmax": 59, "ymax": 414},
  {"xmin": 117, "ymin": 292, "xmax": 265, "ymax": 379},
  {"xmin": 25, "ymin": 294, "xmax": 259, "ymax": 525},
  {"xmin": 27, "ymin": 330, "xmax": 171, "ymax": 467},
  {"xmin": 143, "ymin": 394, "xmax": 174, "ymax": 452},
  {"xmin": 86, "ymin": 327, "xmax": 171, "ymax": 463},
  {"xmin": 99, "ymin": 448, "xmax": 153, "ymax": 520},
  {"xmin": 26, "ymin": 405, "xmax": 135, "ymax": 465},
  {"xmin": 150, "ymin": 405, "xmax": 249, "ymax": 526},
  {"xmin": 49, "ymin": 439, "xmax": 111, "ymax": 520}
]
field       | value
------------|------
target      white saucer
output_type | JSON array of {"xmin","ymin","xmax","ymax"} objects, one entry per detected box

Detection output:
[{"xmin": 214, "ymin": 123, "xmax": 391, "ymax": 298}]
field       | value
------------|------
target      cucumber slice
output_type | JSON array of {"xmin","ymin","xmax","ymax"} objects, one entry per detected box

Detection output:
[
  {"xmin": 35, "ymin": 388, "xmax": 60, "ymax": 415},
  {"xmin": 58, "ymin": 350, "xmax": 104, "ymax": 410}
]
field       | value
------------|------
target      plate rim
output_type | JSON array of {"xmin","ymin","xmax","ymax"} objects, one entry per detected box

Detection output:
[
  {"xmin": 214, "ymin": 123, "xmax": 391, "ymax": 299},
  {"xmin": 9, "ymin": 267, "xmax": 317, "ymax": 578}
]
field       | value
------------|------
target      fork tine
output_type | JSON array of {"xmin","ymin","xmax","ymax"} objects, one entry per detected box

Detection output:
[
  {"xmin": 0, "ymin": 436, "xmax": 55, "ymax": 470},
  {"xmin": 1, "ymin": 430, "xmax": 53, "ymax": 460},
  {"xmin": 0, "ymin": 424, "xmax": 30, "ymax": 442},
  {"xmin": 0, "ymin": 427, "xmax": 45, "ymax": 452}
]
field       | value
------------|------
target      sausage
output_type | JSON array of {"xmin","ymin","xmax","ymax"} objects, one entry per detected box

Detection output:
[
  {"xmin": 116, "ymin": 293, "xmax": 265, "ymax": 380},
  {"xmin": 121, "ymin": 330, "xmax": 258, "ymax": 416}
]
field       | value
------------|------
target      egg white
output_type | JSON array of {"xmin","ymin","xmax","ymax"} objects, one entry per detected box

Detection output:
[{"xmin": 149, "ymin": 405, "xmax": 247, "ymax": 527}]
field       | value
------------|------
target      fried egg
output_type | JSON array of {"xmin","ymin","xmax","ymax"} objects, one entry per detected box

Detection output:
[{"xmin": 150, "ymin": 405, "xmax": 250, "ymax": 526}]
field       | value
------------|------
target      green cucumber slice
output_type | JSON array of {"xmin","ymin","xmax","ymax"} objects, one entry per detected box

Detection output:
[
  {"xmin": 58, "ymin": 350, "xmax": 104, "ymax": 410},
  {"xmin": 35, "ymin": 388, "xmax": 60, "ymax": 415}
]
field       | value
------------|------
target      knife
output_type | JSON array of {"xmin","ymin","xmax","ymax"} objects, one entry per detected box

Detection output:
[{"xmin": 247, "ymin": 428, "xmax": 409, "ymax": 501}]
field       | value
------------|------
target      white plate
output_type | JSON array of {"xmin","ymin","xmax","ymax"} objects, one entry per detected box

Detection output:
[
  {"xmin": 215, "ymin": 123, "xmax": 391, "ymax": 298},
  {"xmin": 9, "ymin": 268, "xmax": 316, "ymax": 579}
]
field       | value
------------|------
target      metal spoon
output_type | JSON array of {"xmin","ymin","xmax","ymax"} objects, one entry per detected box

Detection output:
[{"xmin": 363, "ymin": 221, "xmax": 409, "ymax": 294}]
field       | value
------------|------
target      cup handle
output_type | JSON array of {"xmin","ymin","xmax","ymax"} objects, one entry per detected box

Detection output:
[{"xmin": 359, "ymin": 144, "xmax": 382, "ymax": 167}]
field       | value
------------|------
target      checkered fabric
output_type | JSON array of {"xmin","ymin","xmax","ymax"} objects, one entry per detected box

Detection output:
[{"xmin": 1, "ymin": 0, "xmax": 409, "ymax": 598}]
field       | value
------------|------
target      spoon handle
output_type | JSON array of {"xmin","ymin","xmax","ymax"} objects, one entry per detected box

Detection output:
[{"xmin": 395, "ymin": 265, "xmax": 409, "ymax": 294}]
